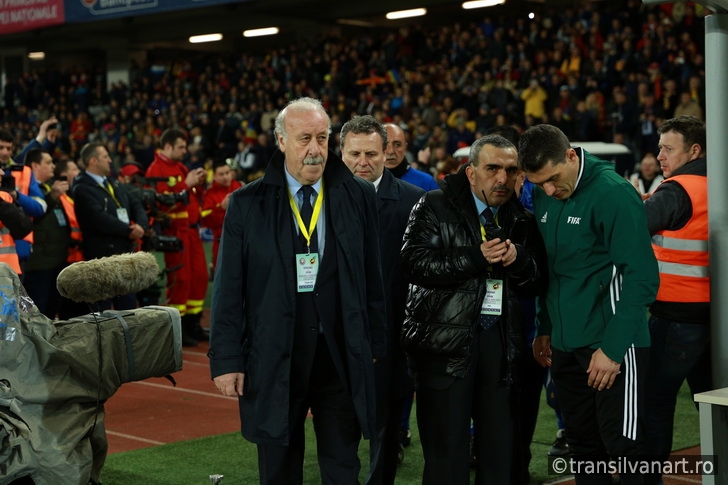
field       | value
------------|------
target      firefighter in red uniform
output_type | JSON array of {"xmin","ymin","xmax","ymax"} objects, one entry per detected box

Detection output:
[
  {"xmin": 201, "ymin": 159, "xmax": 242, "ymax": 277},
  {"xmin": 146, "ymin": 129, "xmax": 208, "ymax": 346}
]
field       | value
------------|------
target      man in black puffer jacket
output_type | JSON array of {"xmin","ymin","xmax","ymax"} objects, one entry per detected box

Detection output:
[{"xmin": 401, "ymin": 134, "xmax": 547, "ymax": 485}]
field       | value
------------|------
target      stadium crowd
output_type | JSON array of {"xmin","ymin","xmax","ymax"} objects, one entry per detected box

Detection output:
[
  {"xmin": 0, "ymin": 1, "xmax": 712, "ymax": 484},
  {"xmin": 1, "ymin": 0, "xmax": 706, "ymax": 182}
]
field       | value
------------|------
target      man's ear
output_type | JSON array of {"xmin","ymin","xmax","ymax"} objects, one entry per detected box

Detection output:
[
  {"xmin": 465, "ymin": 164, "xmax": 475, "ymax": 185},
  {"xmin": 689, "ymin": 143, "xmax": 703, "ymax": 160}
]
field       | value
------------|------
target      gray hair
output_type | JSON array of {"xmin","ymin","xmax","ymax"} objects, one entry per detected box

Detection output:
[
  {"xmin": 340, "ymin": 115, "xmax": 388, "ymax": 151},
  {"xmin": 469, "ymin": 134, "xmax": 516, "ymax": 166},
  {"xmin": 273, "ymin": 97, "xmax": 331, "ymax": 148}
]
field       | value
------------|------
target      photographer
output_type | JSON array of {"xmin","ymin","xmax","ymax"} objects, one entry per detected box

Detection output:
[
  {"xmin": 0, "ymin": 167, "xmax": 32, "ymax": 274},
  {"xmin": 146, "ymin": 129, "xmax": 208, "ymax": 346},
  {"xmin": 72, "ymin": 143, "xmax": 148, "ymax": 311},
  {"xmin": 22, "ymin": 148, "xmax": 72, "ymax": 318},
  {"xmin": 0, "ymin": 129, "xmax": 47, "ymax": 276}
]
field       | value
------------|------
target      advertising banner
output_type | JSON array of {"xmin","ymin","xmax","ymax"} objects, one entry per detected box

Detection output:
[
  {"xmin": 63, "ymin": 0, "xmax": 245, "ymax": 23},
  {"xmin": 0, "ymin": 0, "xmax": 65, "ymax": 35}
]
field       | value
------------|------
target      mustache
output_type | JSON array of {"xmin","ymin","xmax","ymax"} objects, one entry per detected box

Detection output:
[
  {"xmin": 303, "ymin": 155, "xmax": 324, "ymax": 166},
  {"xmin": 493, "ymin": 184, "xmax": 511, "ymax": 192}
]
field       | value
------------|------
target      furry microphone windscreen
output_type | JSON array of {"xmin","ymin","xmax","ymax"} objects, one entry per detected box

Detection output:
[{"xmin": 57, "ymin": 252, "xmax": 160, "ymax": 303}]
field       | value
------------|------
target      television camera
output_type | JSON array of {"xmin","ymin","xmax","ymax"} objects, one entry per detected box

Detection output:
[
  {"xmin": 125, "ymin": 175, "xmax": 188, "ymax": 253},
  {"xmin": 0, "ymin": 163, "xmax": 26, "ymax": 193}
]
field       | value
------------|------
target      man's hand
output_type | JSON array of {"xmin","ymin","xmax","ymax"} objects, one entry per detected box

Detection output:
[
  {"xmin": 533, "ymin": 335, "xmax": 552, "ymax": 367},
  {"xmin": 185, "ymin": 167, "xmax": 207, "ymax": 188},
  {"xmin": 37, "ymin": 115, "xmax": 59, "ymax": 143},
  {"xmin": 480, "ymin": 238, "xmax": 515, "ymax": 265},
  {"xmin": 50, "ymin": 179, "xmax": 69, "ymax": 200},
  {"xmin": 128, "ymin": 223, "xmax": 145, "ymax": 240},
  {"xmin": 417, "ymin": 147, "xmax": 431, "ymax": 164},
  {"xmin": 220, "ymin": 193, "xmax": 232, "ymax": 210},
  {"xmin": 214, "ymin": 372, "xmax": 245, "ymax": 397},
  {"xmin": 587, "ymin": 348, "xmax": 621, "ymax": 390}
]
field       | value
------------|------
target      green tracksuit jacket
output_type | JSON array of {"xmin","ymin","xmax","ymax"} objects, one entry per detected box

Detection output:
[{"xmin": 532, "ymin": 149, "xmax": 659, "ymax": 363}]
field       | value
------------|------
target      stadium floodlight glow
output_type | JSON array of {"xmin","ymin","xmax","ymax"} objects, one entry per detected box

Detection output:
[
  {"xmin": 28, "ymin": 52, "xmax": 45, "ymax": 60},
  {"xmin": 243, "ymin": 27, "xmax": 279, "ymax": 38},
  {"xmin": 462, "ymin": 0, "xmax": 505, "ymax": 9},
  {"xmin": 189, "ymin": 33, "xmax": 223, "ymax": 44},
  {"xmin": 386, "ymin": 8, "xmax": 427, "ymax": 20}
]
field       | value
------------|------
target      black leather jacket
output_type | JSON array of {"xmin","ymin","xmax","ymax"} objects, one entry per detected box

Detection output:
[{"xmin": 401, "ymin": 169, "xmax": 547, "ymax": 384}]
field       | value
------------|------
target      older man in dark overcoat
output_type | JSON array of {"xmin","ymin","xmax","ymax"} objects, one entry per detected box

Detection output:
[{"xmin": 209, "ymin": 97, "xmax": 386, "ymax": 485}]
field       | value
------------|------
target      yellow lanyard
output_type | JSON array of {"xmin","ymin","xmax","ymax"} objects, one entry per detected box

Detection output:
[
  {"xmin": 479, "ymin": 212, "xmax": 499, "ymax": 241},
  {"xmin": 287, "ymin": 182, "xmax": 324, "ymax": 252},
  {"xmin": 103, "ymin": 180, "xmax": 122, "ymax": 207}
]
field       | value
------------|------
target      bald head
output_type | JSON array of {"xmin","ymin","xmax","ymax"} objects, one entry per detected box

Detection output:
[{"xmin": 384, "ymin": 123, "xmax": 407, "ymax": 169}]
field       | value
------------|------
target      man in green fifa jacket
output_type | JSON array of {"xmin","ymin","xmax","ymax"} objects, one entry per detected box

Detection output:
[{"xmin": 518, "ymin": 124, "xmax": 659, "ymax": 485}]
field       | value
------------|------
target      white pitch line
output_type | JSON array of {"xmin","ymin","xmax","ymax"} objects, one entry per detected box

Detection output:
[
  {"xmin": 181, "ymin": 359, "xmax": 210, "ymax": 367},
  {"xmin": 129, "ymin": 380, "xmax": 238, "ymax": 400},
  {"xmin": 106, "ymin": 430, "xmax": 165, "ymax": 445}
]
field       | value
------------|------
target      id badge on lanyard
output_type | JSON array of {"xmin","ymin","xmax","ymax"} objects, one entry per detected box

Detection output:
[
  {"xmin": 481, "ymin": 278, "xmax": 503, "ymax": 315},
  {"xmin": 296, "ymin": 252, "xmax": 319, "ymax": 292}
]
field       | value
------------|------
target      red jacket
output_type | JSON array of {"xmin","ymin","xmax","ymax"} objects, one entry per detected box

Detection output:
[
  {"xmin": 145, "ymin": 151, "xmax": 204, "ymax": 226},
  {"xmin": 201, "ymin": 180, "xmax": 242, "ymax": 239}
]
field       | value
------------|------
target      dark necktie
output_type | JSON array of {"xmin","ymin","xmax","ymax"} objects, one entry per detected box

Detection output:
[
  {"xmin": 299, "ymin": 185, "xmax": 318, "ymax": 253},
  {"xmin": 479, "ymin": 206, "xmax": 500, "ymax": 331},
  {"xmin": 481, "ymin": 207, "xmax": 494, "ymax": 227}
]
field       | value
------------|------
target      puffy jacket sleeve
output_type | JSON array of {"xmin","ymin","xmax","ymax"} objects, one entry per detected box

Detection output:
[
  {"xmin": 502, "ymin": 209, "xmax": 548, "ymax": 298},
  {"xmin": 401, "ymin": 191, "xmax": 489, "ymax": 287}
]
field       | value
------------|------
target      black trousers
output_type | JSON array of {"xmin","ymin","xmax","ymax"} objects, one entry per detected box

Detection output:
[
  {"xmin": 415, "ymin": 325, "xmax": 513, "ymax": 485},
  {"xmin": 551, "ymin": 346, "xmax": 648, "ymax": 485},
  {"xmin": 366, "ymin": 356, "xmax": 405, "ymax": 485},
  {"xmin": 257, "ymin": 336, "xmax": 361, "ymax": 485}
]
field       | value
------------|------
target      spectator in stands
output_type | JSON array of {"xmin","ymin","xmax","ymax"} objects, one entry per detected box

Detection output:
[
  {"xmin": 520, "ymin": 78, "xmax": 549, "ymax": 124},
  {"xmin": 629, "ymin": 152, "xmax": 664, "ymax": 199},
  {"xmin": 673, "ymin": 91, "xmax": 703, "ymax": 120}
]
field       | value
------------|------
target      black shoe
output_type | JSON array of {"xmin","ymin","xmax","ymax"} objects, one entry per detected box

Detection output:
[
  {"xmin": 182, "ymin": 332, "xmax": 198, "ymax": 347},
  {"xmin": 187, "ymin": 313, "xmax": 209, "ymax": 342},
  {"xmin": 181, "ymin": 314, "xmax": 200, "ymax": 346},
  {"xmin": 192, "ymin": 323, "xmax": 210, "ymax": 341},
  {"xmin": 548, "ymin": 429, "xmax": 569, "ymax": 456},
  {"xmin": 397, "ymin": 443, "xmax": 404, "ymax": 465},
  {"xmin": 399, "ymin": 429, "xmax": 411, "ymax": 448}
]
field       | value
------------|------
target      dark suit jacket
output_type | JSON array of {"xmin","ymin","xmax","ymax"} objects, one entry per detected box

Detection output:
[
  {"xmin": 71, "ymin": 171, "xmax": 148, "ymax": 260},
  {"xmin": 208, "ymin": 149, "xmax": 386, "ymax": 446},
  {"xmin": 376, "ymin": 170, "xmax": 424, "ymax": 396}
]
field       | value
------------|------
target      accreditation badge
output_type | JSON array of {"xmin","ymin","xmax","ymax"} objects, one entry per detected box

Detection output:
[
  {"xmin": 53, "ymin": 208, "xmax": 68, "ymax": 227},
  {"xmin": 296, "ymin": 252, "xmax": 319, "ymax": 292},
  {"xmin": 481, "ymin": 278, "xmax": 504, "ymax": 315},
  {"xmin": 116, "ymin": 208, "xmax": 130, "ymax": 224}
]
